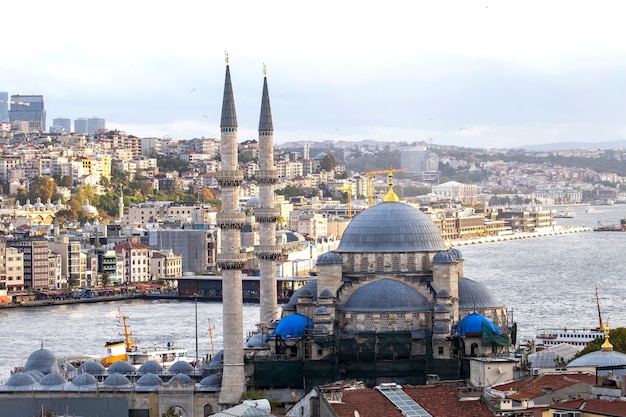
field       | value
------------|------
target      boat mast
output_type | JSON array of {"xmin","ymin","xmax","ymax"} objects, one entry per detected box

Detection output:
[
  {"xmin": 208, "ymin": 319, "xmax": 215, "ymax": 356},
  {"xmin": 117, "ymin": 306, "xmax": 137, "ymax": 352},
  {"xmin": 595, "ymin": 284, "xmax": 604, "ymax": 331}
]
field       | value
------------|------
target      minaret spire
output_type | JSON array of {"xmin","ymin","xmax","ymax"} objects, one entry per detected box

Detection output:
[{"xmin": 255, "ymin": 63, "xmax": 280, "ymax": 323}]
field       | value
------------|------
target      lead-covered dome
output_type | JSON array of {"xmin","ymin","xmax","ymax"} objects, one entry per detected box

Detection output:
[
  {"xmin": 338, "ymin": 279, "xmax": 430, "ymax": 312},
  {"xmin": 336, "ymin": 202, "xmax": 444, "ymax": 253},
  {"xmin": 458, "ymin": 278, "xmax": 503, "ymax": 309},
  {"xmin": 23, "ymin": 348, "xmax": 58, "ymax": 374}
]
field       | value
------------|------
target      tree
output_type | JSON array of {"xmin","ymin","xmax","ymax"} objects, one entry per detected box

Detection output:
[
  {"xmin": 162, "ymin": 406, "xmax": 182, "ymax": 417},
  {"xmin": 319, "ymin": 153, "xmax": 337, "ymax": 172},
  {"xmin": 200, "ymin": 188, "xmax": 215, "ymax": 202},
  {"xmin": 570, "ymin": 327, "xmax": 626, "ymax": 362},
  {"xmin": 28, "ymin": 176, "xmax": 57, "ymax": 203}
]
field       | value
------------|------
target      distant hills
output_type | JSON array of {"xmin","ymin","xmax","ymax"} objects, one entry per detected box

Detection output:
[{"xmin": 519, "ymin": 140, "xmax": 626, "ymax": 151}]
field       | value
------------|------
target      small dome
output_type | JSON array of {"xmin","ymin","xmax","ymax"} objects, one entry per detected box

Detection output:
[
  {"xmin": 457, "ymin": 312, "xmax": 501, "ymax": 337},
  {"xmin": 336, "ymin": 202, "xmax": 444, "ymax": 253},
  {"xmin": 435, "ymin": 304, "xmax": 450, "ymax": 313},
  {"xmin": 451, "ymin": 248, "xmax": 463, "ymax": 260},
  {"xmin": 247, "ymin": 197, "xmax": 260, "ymax": 208},
  {"xmin": 24, "ymin": 370, "xmax": 45, "ymax": 381},
  {"xmin": 167, "ymin": 361, "xmax": 194, "ymax": 375},
  {"xmin": 71, "ymin": 372, "xmax": 98, "ymax": 386},
  {"xmin": 136, "ymin": 373, "xmax": 163, "ymax": 386},
  {"xmin": 39, "ymin": 372, "xmax": 66, "ymax": 386},
  {"xmin": 319, "ymin": 289, "xmax": 334, "ymax": 299},
  {"xmin": 108, "ymin": 360, "xmax": 135, "ymax": 374},
  {"xmin": 287, "ymin": 281, "xmax": 318, "ymax": 305},
  {"xmin": 199, "ymin": 375, "xmax": 222, "ymax": 387},
  {"xmin": 102, "ymin": 373, "xmax": 131, "ymax": 386},
  {"xmin": 315, "ymin": 306, "xmax": 330, "ymax": 315},
  {"xmin": 168, "ymin": 373, "xmax": 194, "ymax": 386},
  {"xmin": 298, "ymin": 288, "xmax": 313, "ymax": 298},
  {"xmin": 433, "ymin": 251, "xmax": 457, "ymax": 264},
  {"xmin": 433, "ymin": 323, "xmax": 449, "ymax": 333},
  {"xmin": 317, "ymin": 251, "xmax": 343, "ymax": 265},
  {"xmin": 78, "ymin": 360, "xmax": 106, "ymax": 375},
  {"xmin": 339, "ymin": 279, "xmax": 430, "ymax": 312},
  {"xmin": 458, "ymin": 278, "xmax": 503, "ymax": 309},
  {"xmin": 274, "ymin": 314, "xmax": 313, "ymax": 338},
  {"xmin": 23, "ymin": 348, "xmax": 59, "ymax": 374},
  {"xmin": 244, "ymin": 333, "xmax": 265, "ymax": 349},
  {"xmin": 138, "ymin": 361, "xmax": 164, "ymax": 375},
  {"xmin": 437, "ymin": 289, "xmax": 451, "ymax": 298},
  {"xmin": 282, "ymin": 302, "xmax": 296, "ymax": 311},
  {"xmin": 82, "ymin": 199, "xmax": 98, "ymax": 216},
  {"xmin": 6, "ymin": 372, "xmax": 37, "ymax": 387}
]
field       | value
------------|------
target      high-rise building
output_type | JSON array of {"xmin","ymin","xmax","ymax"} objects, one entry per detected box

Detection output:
[
  {"xmin": 74, "ymin": 117, "xmax": 88, "ymax": 134},
  {"xmin": 8, "ymin": 95, "xmax": 46, "ymax": 132},
  {"xmin": 0, "ymin": 92, "xmax": 8, "ymax": 123},
  {"xmin": 51, "ymin": 118, "xmax": 71, "ymax": 133},
  {"xmin": 87, "ymin": 117, "xmax": 105, "ymax": 134},
  {"xmin": 401, "ymin": 145, "xmax": 439, "ymax": 181}
]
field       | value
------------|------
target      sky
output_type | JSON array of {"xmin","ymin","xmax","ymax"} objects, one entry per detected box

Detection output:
[{"xmin": 3, "ymin": 1, "xmax": 626, "ymax": 149}]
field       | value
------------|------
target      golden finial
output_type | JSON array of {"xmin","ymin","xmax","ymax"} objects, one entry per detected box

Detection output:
[
  {"xmin": 225, "ymin": 51, "xmax": 229, "ymax": 66},
  {"xmin": 383, "ymin": 163, "xmax": 400, "ymax": 202},
  {"xmin": 601, "ymin": 320, "xmax": 613, "ymax": 351},
  {"xmin": 263, "ymin": 63, "xmax": 267, "ymax": 77}
]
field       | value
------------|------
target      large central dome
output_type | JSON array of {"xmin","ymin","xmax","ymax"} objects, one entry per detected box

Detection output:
[{"xmin": 336, "ymin": 202, "xmax": 444, "ymax": 253}]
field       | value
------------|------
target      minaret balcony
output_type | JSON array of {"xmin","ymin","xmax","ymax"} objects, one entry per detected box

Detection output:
[
  {"xmin": 216, "ymin": 212, "xmax": 246, "ymax": 229},
  {"xmin": 256, "ymin": 169, "xmax": 279, "ymax": 185},
  {"xmin": 253, "ymin": 207, "xmax": 281, "ymax": 223},
  {"xmin": 216, "ymin": 170, "xmax": 244, "ymax": 187},
  {"xmin": 254, "ymin": 245, "xmax": 283, "ymax": 260},
  {"xmin": 216, "ymin": 252, "xmax": 252, "ymax": 270},
  {"xmin": 282, "ymin": 241, "xmax": 309, "ymax": 254}
]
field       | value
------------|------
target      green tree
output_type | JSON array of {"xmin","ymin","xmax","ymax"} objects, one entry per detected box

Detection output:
[
  {"xmin": 570, "ymin": 328, "xmax": 626, "ymax": 362},
  {"xmin": 161, "ymin": 406, "xmax": 182, "ymax": 417},
  {"xmin": 319, "ymin": 153, "xmax": 337, "ymax": 172}
]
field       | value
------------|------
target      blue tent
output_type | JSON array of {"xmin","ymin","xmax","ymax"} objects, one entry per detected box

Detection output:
[
  {"xmin": 273, "ymin": 314, "xmax": 313, "ymax": 338},
  {"xmin": 456, "ymin": 312, "xmax": 501, "ymax": 337}
]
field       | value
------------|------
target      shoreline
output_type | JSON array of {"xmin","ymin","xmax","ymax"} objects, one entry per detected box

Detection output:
[{"xmin": 450, "ymin": 226, "xmax": 591, "ymax": 246}]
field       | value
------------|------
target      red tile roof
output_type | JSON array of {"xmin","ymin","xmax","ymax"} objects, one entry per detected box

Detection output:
[
  {"xmin": 553, "ymin": 398, "xmax": 626, "ymax": 417},
  {"xmin": 329, "ymin": 385, "xmax": 495, "ymax": 417},
  {"xmin": 492, "ymin": 373, "xmax": 596, "ymax": 401}
]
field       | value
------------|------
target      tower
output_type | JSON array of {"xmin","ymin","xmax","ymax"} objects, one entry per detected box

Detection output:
[
  {"xmin": 216, "ymin": 55, "xmax": 247, "ymax": 405},
  {"xmin": 254, "ymin": 66, "xmax": 281, "ymax": 323}
]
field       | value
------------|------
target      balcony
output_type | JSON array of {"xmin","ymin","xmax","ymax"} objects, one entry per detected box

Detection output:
[
  {"xmin": 253, "ymin": 207, "xmax": 281, "ymax": 223},
  {"xmin": 256, "ymin": 169, "xmax": 279, "ymax": 185},
  {"xmin": 216, "ymin": 170, "xmax": 244, "ymax": 187},
  {"xmin": 254, "ymin": 245, "xmax": 283, "ymax": 260},
  {"xmin": 216, "ymin": 252, "xmax": 252, "ymax": 270},
  {"xmin": 216, "ymin": 212, "xmax": 246, "ymax": 229}
]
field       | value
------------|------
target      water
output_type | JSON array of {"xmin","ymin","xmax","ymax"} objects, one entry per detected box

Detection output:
[{"xmin": 2, "ymin": 204, "xmax": 625, "ymax": 379}]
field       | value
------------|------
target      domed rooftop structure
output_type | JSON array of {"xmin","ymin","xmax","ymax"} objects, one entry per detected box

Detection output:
[
  {"xmin": 433, "ymin": 250, "xmax": 458, "ymax": 264},
  {"xmin": 81, "ymin": 199, "xmax": 98, "ymax": 217},
  {"xmin": 273, "ymin": 314, "xmax": 313, "ymax": 338},
  {"xmin": 457, "ymin": 312, "xmax": 502, "ymax": 337},
  {"xmin": 458, "ymin": 278, "xmax": 504, "ymax": 309},
  {"xmin": 338, "ymin": 279, "xmax": 430, "ymax": 312},
  {"xmin": 568, "ymin": 331, "xmax": 626, "ymax": 368},
  {"xmin": 138, "ymin": 360, "xmax": 164, "ymax": 375},
  {"xmin": 335, "ymin": 202, "xmax": 444, "ymax": 253},
  {"xmin": 136, "ymin": 373, "xmax": 163, "ymax": 386},
  {"xmin": 167, "ymin": 360, "xmax": 194, "ymax": 375},
  {"xmin": 244, "ymin": 333, "xmax": 266, "ymax": 349},
  {"xmin": 102, "ymin": 373, "xmax": 131, "ymax": 387},
  {"xmin": 23, "ymin": 348, "xmax": 59, "ymax": 374},
  {"xmin": 167, "ymin": 373, "xmax": 194, "ymax": 386},
  {"xmin": 24, "ymin": 370, "xmax": 45, "ymax": 382},
  {"xmin": 198, "ymin": 375, "xmax": 222, "ymax": 387},
  {"xmin": 78, "ymin": 360, "xmax": 106, "ymax": 376},
  {"xmin": 107, "ymin": 360, "xmax": 135, "ymax": 375},
  {"xmin": 246, "ymin": 196, "xmax": 260, "ymax": 208},
  {"xmin": 6, "ymin": 372, "xmax": 37, "ymax": 387},
  {"xmin": 287, "ymin": 281, "xmax": 318, "ymax": 305},
  {"xmin": 39, "ymin": 372, "xmax": 67, "ymax": 386},
  {"xmin": 317, "ymin": 251, "xmax": 343, "ymax": 265},
  {"xmin": 70, "ymin": 372, "xmax": 98, "ymax": 387}
]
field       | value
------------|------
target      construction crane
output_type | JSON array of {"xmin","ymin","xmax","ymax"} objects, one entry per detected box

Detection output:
[
  {"xmin": 0, "ymin": 99, "xmax": 30, "ymax": 106},
  {"xmin": 337, "ymin": 185, "xmax": 353, "ymax": 219},
  {"xmin": 363, "ymin": 167, "xmax": 408, "ymax": 206}
]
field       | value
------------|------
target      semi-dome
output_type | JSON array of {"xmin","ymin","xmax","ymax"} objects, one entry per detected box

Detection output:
[
  {"xmin": 338, "ymin": 279, "xmax": 430, "ymax": 312},
  {"xmin": 23, "ymin": 348, "xmax": 59, "ymax": 374},
  {"xmin": 336, "ymin": 202, "xmax": 444, "ymax": 253},
  {"xmin": 458, "ymin": 278, "xmax": 503, "ymax": 309},
  {"xmin": 317, "ymin": 251, "xmax": 343, "ymax": 265}
]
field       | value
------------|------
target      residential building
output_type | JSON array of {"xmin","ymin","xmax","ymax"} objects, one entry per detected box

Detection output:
[
  {"xmin": 7, "ymin": 236, "xmax": 49, "ymax": 290},
  {"xmin": 150, "ymin": 250, "xmax": 183, "ymax": 279},
  {"xmin": 4, "ymin": 247, "xmax": 24, "ymax": 292},
  {"xmin": 115, "ymin": 239, "xmax": 153, "ymax": 283}
]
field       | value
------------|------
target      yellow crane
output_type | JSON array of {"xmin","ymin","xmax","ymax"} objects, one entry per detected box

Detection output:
[
  {"xmin": 363, "ymin": 167, "xmax": 408, "ymax": 206},
  {"xmin": 337, "ymin": 185, "xmax": 353, "ymax": 219}
]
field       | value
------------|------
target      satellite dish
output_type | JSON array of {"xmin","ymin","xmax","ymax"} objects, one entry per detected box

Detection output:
[{"xmin": 354, "ymin": 411, "xmax": 360, "ymax": 417}]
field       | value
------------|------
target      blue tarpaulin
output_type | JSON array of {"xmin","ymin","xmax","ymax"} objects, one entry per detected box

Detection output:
[
  {"xmin": 273, "ymin": 314, "xmax": 313, "ymax": 338},
  {"xmin": 456, "ymin": 312, "xmax": 501, "ymax": 336}
]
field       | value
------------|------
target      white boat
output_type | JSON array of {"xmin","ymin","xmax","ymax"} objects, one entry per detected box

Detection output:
[
  {"xmin": 535, "ymin": 286, "xmax": 605, "ymax": 350},
  {"xmin": 554, "ymin": 207, "xmax": 576, "ymax": 218},
  {"xmin": 102, "ymin": 307, "xmax": 189, "ymax": 368},
  {"xmin": 585, "ymin": 207, "xmax": 595, "ymax": 213}
]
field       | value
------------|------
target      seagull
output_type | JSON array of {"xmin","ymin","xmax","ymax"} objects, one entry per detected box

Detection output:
[{"xmin": 190, "ymin": 88, "xmax": 196, "ymax": 92}]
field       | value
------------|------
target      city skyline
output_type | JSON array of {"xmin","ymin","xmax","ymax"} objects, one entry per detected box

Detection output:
[{"xmin": 3, "ymin": 1, "xmax": 626, "ymax": 149}]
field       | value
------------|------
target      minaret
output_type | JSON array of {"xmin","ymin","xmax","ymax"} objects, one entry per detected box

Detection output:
[
  {"xmin": 216, "ymin": 54, "xmax": 247, "ymax": 405},
  {"xmin": 118, "ymin": 187, "xmax": 124, "ymax": 223},
  {"xmin": 254, "ymin": 65, "xmax": 281, "ymax": 323}
]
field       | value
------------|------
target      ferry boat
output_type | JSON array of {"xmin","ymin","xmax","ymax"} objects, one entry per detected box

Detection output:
[
  {"xmin": 102, "ymin": 307, "xmax": 189, "ymax": 368},
  {"xmin": 554, "ymin": 207, "xmax": 576, "ymax": 218},
  {"xmin": 535, "ymin": 286, "xmax": 605, "ymax": 350}
]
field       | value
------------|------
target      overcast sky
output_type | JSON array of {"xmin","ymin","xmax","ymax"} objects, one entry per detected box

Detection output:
[{"xmin": 4, "ymin": 1, "xmax": 626, "ymax": 149}]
